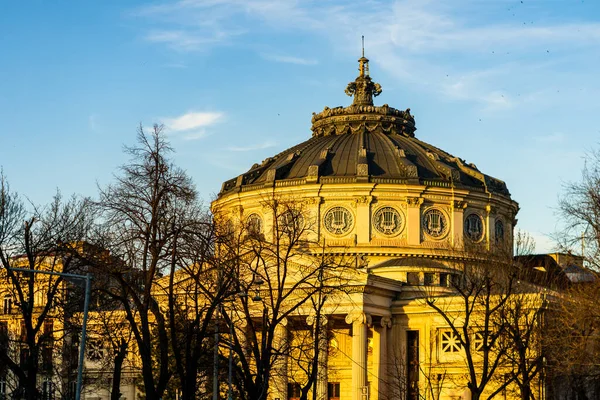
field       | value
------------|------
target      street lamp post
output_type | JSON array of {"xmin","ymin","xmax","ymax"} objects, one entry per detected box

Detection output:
[{"xmin": 9, "ymin": 267, "xmax": 92, "ymax": 400}]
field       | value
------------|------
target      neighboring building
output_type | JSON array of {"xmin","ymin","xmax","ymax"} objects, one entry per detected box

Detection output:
[
  {"xmin": 212, "ymin": 54, "xmax": 531, "ymax": 400},
  {"xmin": 0, "ymin": 246, "xmax": 140, "ymax": 400}
]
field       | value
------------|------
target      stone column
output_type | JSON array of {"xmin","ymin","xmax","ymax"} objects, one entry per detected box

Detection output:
[
  {"xmin": 308, "ymin": 315, "xmax": 329, "ymax": 400},
  {"xmin": 485, "ymin": 204, "xmax": 494, "ymax": 250},
  {"xmin": 355, "ymin": 196, "xmax": 373, "ymax": 244},
  {"xmin": 271, "ymin": 318, "xmax": 288, "ymax": 400},
  {"xmin": 452, "ymin": 200, "xmax": 466, "ymax": 248},
  {"xmin": 372, "ymin": 317, "xmax": 392, "ymax": 400},
  {"xmin": 388, "ymin": 318, "xmax": 405, "ymax": 400},
  {"xmin": 406, "ymin": 197, "xmax": 423, "ymax": 246},
  {"xmin": 346, "ymin": 311, "xmax": 371, "ymax": 400}
]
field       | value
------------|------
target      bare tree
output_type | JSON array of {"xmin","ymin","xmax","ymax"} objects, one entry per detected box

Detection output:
[
  {"xmin": 0, "ymin": 173, "xmax": 93, "ymax": 400},
  {"xmin": 500, "ymin": 286, "xmax": 547, "ymax": 400},
  {"xmin": 90, "ymin": 125, "xmax": 219, "ymax": 400},
  {"xmin": 557, "ymin": 148, "xmax": 600, "ymax": 270},
  {"xmin": 217, "ymin": 197, "xmax": 353, "ymax": 400},
  {"xmin": 547, "ymin": 146, "xmax": 600, "ymax": 399},
  {"xmin": 544, "ymin": 280, "xmax": 600, "ymax": 400},
  {"xmin": 422, "ymin": 247, "xmax": 517, "ymax": 400}
]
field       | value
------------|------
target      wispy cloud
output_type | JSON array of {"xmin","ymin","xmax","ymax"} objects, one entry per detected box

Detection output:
[
  {"xmin": 145, "ymin": 29, "xmax": 242, "ymax": 51},
  {"xmin": 132, "ymin": 0, "xmax": 600, "ymax": 109},
  {"xmin": 163, "ymin": 111, "xmax": 223, "ymax": 131},
  {"xmin": 183, "ymin": 130, "xmax": 211, "ymax": 141},
  {"xmin": 261, "ymin": 53, "xmax": 317, "ymax": 65},
  {"xmin": 226, "ymin": 140, "xmax": 277, "ymax": 152},
  {"xmin": 161, "ymin": 111, "xmax": 224, "ymax": 140}
]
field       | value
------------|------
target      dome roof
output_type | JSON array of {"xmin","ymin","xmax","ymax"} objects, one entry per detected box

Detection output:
[{"xmin": 219, "ymin": 56, "xmax": 510, "ymax": 198}]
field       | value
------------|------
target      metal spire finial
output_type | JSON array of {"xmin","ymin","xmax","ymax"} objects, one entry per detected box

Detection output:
[
  {"xmin": 362, "ymin": 35, "xmax": 365, "ymax": 58},
  {"xmin": 345, "ymin": 38, "xmax": 382, "ymax": 105}
]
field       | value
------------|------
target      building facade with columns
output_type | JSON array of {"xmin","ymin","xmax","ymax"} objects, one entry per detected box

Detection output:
[{"xmin": 212, "ymin": 54, "xmax": 522, "ymax": 400}]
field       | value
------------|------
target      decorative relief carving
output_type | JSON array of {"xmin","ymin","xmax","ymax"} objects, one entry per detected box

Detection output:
[
  {"xmin": 370, "ymin": 238, "xmax": 408, "ymax": 247},
  {"xmin": 464, "ymin": 213, "xmax": 484, "ymax": 242},
  {"xmin": 357, "ymin": 163, "xmax": 369, "ymax": 176},
  {"xmin": 355, "ymin": 195, "xmax": 373, "ymax": 205},
  {"xmin": 423, "ymin": 208, "xmax": 449, "ymax": 239},
  {"xmin": 494, "ymin": 219, "xmax": 505, "ymax": 243},
  {"xmin": 245, "ymin": 213, "xmax": 263, "ymax": 236},
  {"xmin": 373, "ymin": 206, "xmax": 404, "ymax": 236},
  {"xmin": 327, "ymin": 238, "xmax": 356, "ymax": 247},
  {"xmin": 324, "ymin": 206, "xmax": 354, "ymax": 235},
  {"xmin": 306, "ymin": 196, "xmax": 324, "ymax": 205},
  {"xmin": 406, "ymin": 197, "xmax": 424, "ymax": 207},
  {"xmin": 453, "ymin": 200, "xmax": 467, "ymax": 210}
]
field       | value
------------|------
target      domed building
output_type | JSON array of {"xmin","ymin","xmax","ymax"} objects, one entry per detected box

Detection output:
[{"xmin": 213, "ymin": 54, "xmax": 521, "ymax": 400}]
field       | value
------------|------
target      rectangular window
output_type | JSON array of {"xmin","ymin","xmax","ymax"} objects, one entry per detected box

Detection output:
[
  {"xmin": 287, "ymin": 383, "xmax": 301, "ymax": 400},
  {"xmin": 407, "ymin": 272, "xmax": 419, "ymax": 285},
  {"xmin": 473, "ymin": 332, "xmax": 485, "ymax": 351},
  {"xmin": 44, "ymin": 320, "xmax": 54, "ymax": 336},
  {"xmin": 2, "ymin": 297, "xmax": 11, "ymax": 315},
  {"xmin": 407, "ymin": 331, "xmax": 419, "ymax": 400},
  {"xmin": 42, "ymin": 380, "xmax": 54, "ymax": 400},
  {"xmin": 328, "ymin": 382, "xmax": 340, "ymax": 400},
  {"xmin": 20, "ymin": 322, "xmax": 27, "ymax": 342},
  {"xmin": 42, "ymin": 345, "xmax": 53, "ymax": 373},
  {"xmin": 68, "ymin": 381, "xmax": 77, "ymax": 400},
  {"xmin": 439, "ymin": 273, "xmax": 449, "ymax": 287},
  {"xmin": 0, "ymin": 321, "xmax": 7, "ymax": 348},
  {"xmin": 424, "ymin": 273, "xmax": 435, "ymax": 286},
  {"xmin": 440, "ymin": 329, "xmax": 462, "ymax": 353}
]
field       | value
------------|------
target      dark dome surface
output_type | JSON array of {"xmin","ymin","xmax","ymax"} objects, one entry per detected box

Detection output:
[{"xmin": 219, "ymin": 57, "xmax": 510, "ymax": 198}]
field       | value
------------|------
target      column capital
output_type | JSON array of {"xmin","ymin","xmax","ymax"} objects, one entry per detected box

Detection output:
[
  {"xmin": 407, "ymin": 197, "xmax": 424, "ymax": 207},
  {"xmin": 306, "ymin": 314, "xmax": 328, "ymax": 327},
  {"xmin": 380, "ymin": 316, "xmax": 393, "ymax": 329},
  {"xmin": 345, "ymin": 311, "xmax": 372, "ymax": 326}
]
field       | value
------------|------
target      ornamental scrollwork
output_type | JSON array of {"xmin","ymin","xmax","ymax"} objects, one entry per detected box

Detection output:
[{"xmin": 345, "ymin": 311, "xmax": 372, "ymax": 326}]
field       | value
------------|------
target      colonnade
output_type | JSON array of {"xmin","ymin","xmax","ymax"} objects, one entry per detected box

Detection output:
[{"xmin": 271, "ymin": 311, "xmax": 395, "ymax": 400}]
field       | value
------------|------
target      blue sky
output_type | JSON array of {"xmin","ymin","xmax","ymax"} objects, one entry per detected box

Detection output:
[{"xmin": 1, "ymin": 0, "xmax": 599, "ymax": 252}]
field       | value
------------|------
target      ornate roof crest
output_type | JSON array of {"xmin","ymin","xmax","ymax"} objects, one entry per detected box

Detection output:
[{"xmin": 345, "ymin": 37, "xmax": 382, "ymax": 106}]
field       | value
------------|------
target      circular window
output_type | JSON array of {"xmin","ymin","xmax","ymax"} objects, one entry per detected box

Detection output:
[
  {"xmin": 324, "ymin": 206, "xmax": 354, "ymax": 235},
  {"xmin": 373, "ymin": 207, "xmax": 404, "ymax": 236},
  {"xmin": 423, "ymin": 208, "xmax": 448, "ymax": 238},
  {"xmin": 246, "ymin": 214, "xmax": 263, "ymax": 236},
  {"xmin": 495, "ymin": 219, "xmax": 505, "ymax": 243},
  {"xmin": 464, "ymin": 213, "xmax": 484, "ymax": 242}
]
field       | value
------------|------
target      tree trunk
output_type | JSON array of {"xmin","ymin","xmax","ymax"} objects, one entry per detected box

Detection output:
[{"xmin": 111, "ymin": 339, "xmax": 128, "ymax": 400}]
